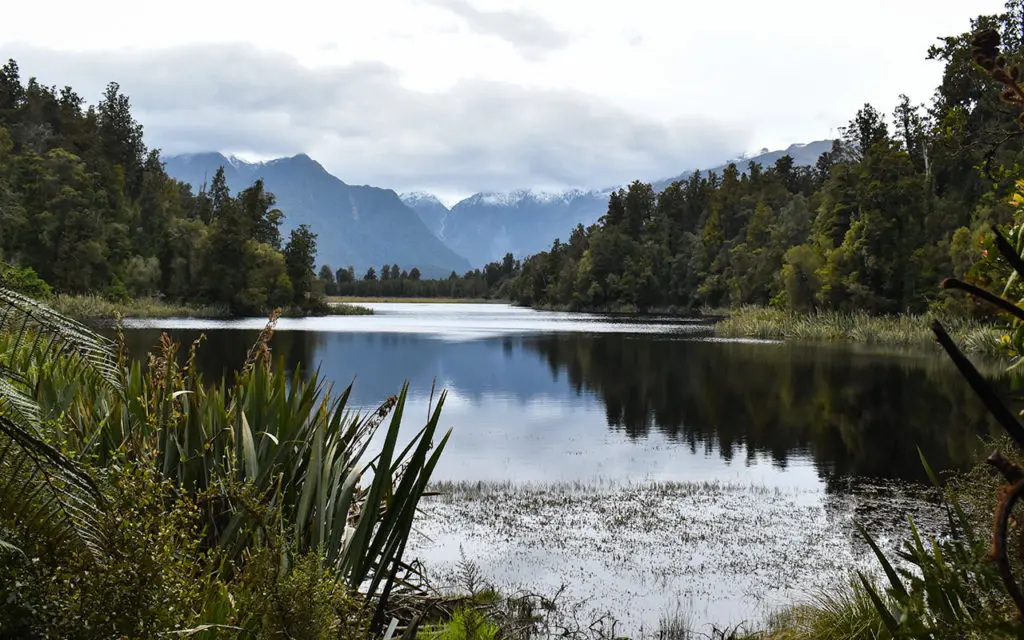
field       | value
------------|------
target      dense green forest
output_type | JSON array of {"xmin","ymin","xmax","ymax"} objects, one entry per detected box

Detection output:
[
  {"xmin": 489, "ymin": 4, "xmax": 1024, "ymax": 315},
  {"xmin": 0, "ymin": 63, "xmax": 324, "ymax": 315}
]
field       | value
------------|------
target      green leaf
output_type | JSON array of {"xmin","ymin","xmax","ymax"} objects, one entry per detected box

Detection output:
[
  {"xmin": 858, "ymin": 572, "xmax": 900, "ymax": 634},
  {"xmin": 917, "ymin": 447, "xmax": 942, "ymax": 489},
  {"xmin": 239, "ymin": 411, "xmax": 258, "ymax": 480},
  {"xmin": 855, "ymin": 520, "xmax": 910, "ymax": 602}
]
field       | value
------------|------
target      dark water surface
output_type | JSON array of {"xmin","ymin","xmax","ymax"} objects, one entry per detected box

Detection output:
[
  {"xmin": 118, "ymin": 303, "xmax": 1010, "ymax": 633},
  {"xmin": 119, "ymin": 302, "xmax": 1004, "ymax": 489}
]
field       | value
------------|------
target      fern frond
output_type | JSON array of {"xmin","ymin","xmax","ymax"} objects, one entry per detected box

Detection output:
[
  {"xmin": 0, "ymin": 288, "xmax": 122, "ymax": 393},
  {"xmin": 0, "ymin": 413, "xmax": 107, "ymax": 559},
  {"xmin": 0, "ymin": 376, "xmax": 41, "ymax": 430},
  {"xmin": 0, "ymin": 288, "xmax": 114, "ymax": 559}
]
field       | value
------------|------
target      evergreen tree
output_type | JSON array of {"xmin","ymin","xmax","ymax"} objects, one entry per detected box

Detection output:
[{"xmin": 283, "ymin": 225, "xmax": 318, "ymax": 304}]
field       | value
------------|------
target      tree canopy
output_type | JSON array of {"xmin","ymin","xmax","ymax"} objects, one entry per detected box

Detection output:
[{"xmin": 0, "ymin": 62, "xmax": 324, "ymax": 316}]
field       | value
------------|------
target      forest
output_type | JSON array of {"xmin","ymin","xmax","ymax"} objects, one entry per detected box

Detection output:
[
  {"xmin": 0, "ymin": 65, "xmax": 324, "ymax": 316},
  {"xmin": 489, "ymin": 4, "xmax": 1024, "ymax": 316}
]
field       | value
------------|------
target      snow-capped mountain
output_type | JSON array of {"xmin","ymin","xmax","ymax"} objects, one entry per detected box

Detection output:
[
  {"xmin": 464, "ymin": 188, "xmax": 617, "ymax": 207},
  {"xmin": 438, "ymin": 188, "xmax": 614, "ymax": 268},
  {"xmin": 399, "ymin": 192, "xmax": 450, "ymax": 239},
  {"xmin": 408, "ymin": 141, "xmax": 834, "ymax": 268}
]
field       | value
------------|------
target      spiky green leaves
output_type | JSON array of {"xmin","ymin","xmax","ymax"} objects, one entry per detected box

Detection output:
[{"xmin": 0, "ymin": 287, "xmax": 117, "ymax": 560}]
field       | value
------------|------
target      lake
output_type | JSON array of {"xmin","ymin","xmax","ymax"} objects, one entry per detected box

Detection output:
[{"xmin": 118, "ymin": 302, "xmax": 1007, "ymax": 635}]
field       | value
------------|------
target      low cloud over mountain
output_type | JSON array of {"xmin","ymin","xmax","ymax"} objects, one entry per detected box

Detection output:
[{"xmin": 4, "ymin": 43, "xmax": 749, "ymax": 196}]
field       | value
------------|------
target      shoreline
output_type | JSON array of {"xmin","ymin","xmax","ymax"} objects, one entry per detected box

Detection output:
[
  {"xmin": 328, "ymin": 296, "xmax": 506, "ymax": 304},
  {"xmin": 528, "ymin": 301, "xmax": 722, "ymax": 318},
  {"xmin": 49, "ymin": 293, "xmax": 1004, "ymax": 356},
  {"xmin": 48, "ymin": 294, "xmax": 374, "ymax": 322},
  {"xmin": 713, "ymin": 306, "xmax": 1002, "ymax": 353},
  {"xmin": 525, "ymin": 302, "xmax": 1004, "ymax": 354}
]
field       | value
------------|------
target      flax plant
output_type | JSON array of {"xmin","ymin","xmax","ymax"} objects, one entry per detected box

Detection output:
[{"xmin": 0, "ymin": 287, "xmax": 451, "ymax": 631}]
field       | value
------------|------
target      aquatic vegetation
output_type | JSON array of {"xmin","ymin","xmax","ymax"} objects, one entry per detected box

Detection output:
[
  {"xmin": 408, "ymin": 478, "xmax": 934, "ymax": 637},
  {"xmin": 327, "ymin": 301, "xmax": 376, "ymax": 315},
  {"xmin": 715, "ymin": 306, "xmax": 1002, "ymax": 353}
]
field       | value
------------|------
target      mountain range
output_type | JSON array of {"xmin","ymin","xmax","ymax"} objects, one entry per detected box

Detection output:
[
  {"xmin": 161, "ymin": 152, "xmax": 471, "ymax": 278},
  {"xmin": 162, "ymin": 140, "xmax": 833, "ymax": 274},
  {"xmin": 401, "ymin": 140, "xmax": 835, "ymax": 267},
  {"xmin": 401, "ymin": 189, "xmax": 616, "ymax": 269}
]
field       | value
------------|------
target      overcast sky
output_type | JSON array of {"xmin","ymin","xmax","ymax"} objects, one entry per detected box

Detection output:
[{"xmin": 0, "ymin": 0, "xmax": 1008, "ymax": 204}]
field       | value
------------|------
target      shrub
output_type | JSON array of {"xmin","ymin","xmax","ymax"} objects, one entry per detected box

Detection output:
[
  {"xmin": 0, "ymin": 290, "xmax": 444, "ymax": 637},
  {"xmin": 0, "ymin": 264, "xmax": 52, "ymax": 299},
  {"xmin": 0, "ymin": 461, "xmax": 208, "ymax": 638}
]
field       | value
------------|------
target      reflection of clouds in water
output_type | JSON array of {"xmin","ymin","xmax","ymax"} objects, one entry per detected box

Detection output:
[
  {"xmin": 116, "ymin": 302, "xmax": 1006, "ymax": 486},
  {"xmin": 382, "ymin": 393, "xmax": 824, "ymax": 490}
]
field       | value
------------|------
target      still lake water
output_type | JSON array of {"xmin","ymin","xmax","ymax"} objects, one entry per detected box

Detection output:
[{"xmin": 118, "ymin": 303, "xmax": 1009, "ymax": 633}]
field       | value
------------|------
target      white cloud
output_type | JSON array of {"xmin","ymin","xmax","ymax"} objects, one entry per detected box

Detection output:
[
  {"xmin": 420, "ymin": 0, "xmax": 571, "ymax": 60},
  {"xmin": 0, "ymin": 0, "xmax": 1009, "ymax": 194}
]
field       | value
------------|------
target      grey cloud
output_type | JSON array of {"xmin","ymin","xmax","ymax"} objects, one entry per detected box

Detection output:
[
  {"xmin": 420, "ymin": 0, "xmax": 570, "ymax": 60},
  {"xmin": 3, "ymin": 43, "xmax": 750, "ymax": 194}
]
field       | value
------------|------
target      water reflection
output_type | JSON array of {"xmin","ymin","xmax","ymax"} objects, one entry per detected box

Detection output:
[
  {"xmin": 524, "ymin": 335, "xmax": 1007, "ymax": 485},
  {"xmin": 116, "ymin": 324, "xmax": 1008, "ymax": 486}
]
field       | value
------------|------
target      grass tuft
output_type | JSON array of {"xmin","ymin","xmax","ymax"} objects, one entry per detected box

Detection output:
[
  {"xmin": 763, "ymin": 579, "xmax": 887, "ymax": 640},
  {"xmin": 46, "ymin": 295, "xmax": 374, "ymax": 321}
]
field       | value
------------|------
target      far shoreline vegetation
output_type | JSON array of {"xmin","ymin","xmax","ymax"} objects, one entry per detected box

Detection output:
[
  {"xmin": 44, "ymin": 293, "xmax": 373, "ymax": 321},
  {"xmin": 328, "ymin": 295, "xmax": 502, "ymax": 304}
]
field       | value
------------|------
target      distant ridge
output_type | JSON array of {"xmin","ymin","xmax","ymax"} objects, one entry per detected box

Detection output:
[
  {"xmin": 162, "ymin": 152, "xmax": 471, "ymax": 278},
  {"xmin": 404, "ymin": 188, "xmax": 614, "ymax": 268},
  {"xmin": 651, "ymin": 140, "xmax": 835, "ymax": 191},
  {"xmin": 167, "ymin": 141, "xmax": 834, "ymax": 271},
  {"xmin": 404, "ymin": 140, "xmax": 835, "ymax": 268}
]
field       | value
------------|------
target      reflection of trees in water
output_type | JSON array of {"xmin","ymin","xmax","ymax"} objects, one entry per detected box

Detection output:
[
  {"xmin": 116, "ymin": 327, "xmax": 1007, "ymax": 483},
  {"xmin": 116, "ymin": 329, "xmax": 327, "ymax": 382},
  {"xmin": 524, "ymin": 335, "xmax": 1007, "ymax": 483}
]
